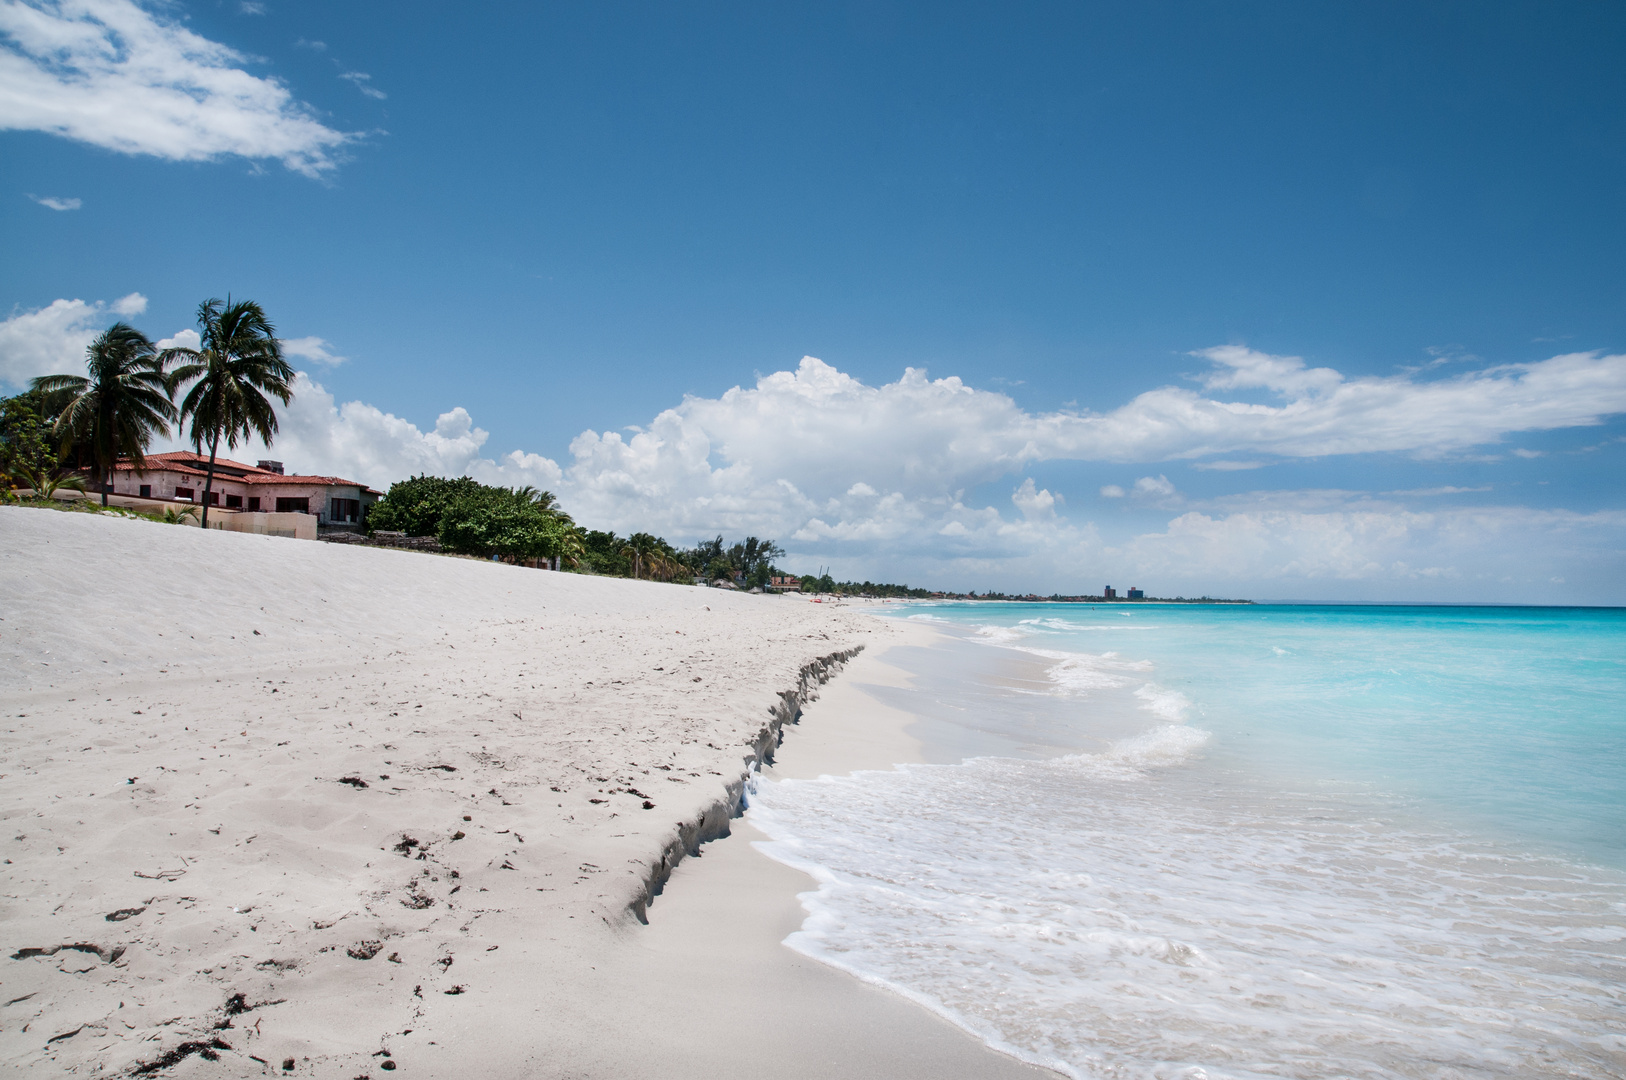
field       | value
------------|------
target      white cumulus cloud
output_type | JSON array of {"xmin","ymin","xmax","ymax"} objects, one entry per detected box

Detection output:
[
  {"xmin": 6, "ymin": 307, "xmax": 1625, "ymax": 598},
  {"xmin": 27, "ymin": 193, "xmax": 80, "ymax": 210},
  {"xmin": 0, "ymin": 0, "xmax": 354, "ymax": 176},
  {"xmin": 151, "ymin": 373, "xmax": 565, "ymax": 491},
  {"xmin": 546, "ymin": 350, "xmax": 1626, "ymax": 539},
  {"xmin": 1011, "ymin": 477, "xmax": 1059, "ymax": 520},
  {"xmin": 0, "ymin": 292, "xmax": 145, "ymax": 385},
  {"xmin": 154, "ymin": 327, "xmax": 199, "ymax": 351}
]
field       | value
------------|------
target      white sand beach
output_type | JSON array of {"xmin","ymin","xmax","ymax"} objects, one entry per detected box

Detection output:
[{"xmin": 0, "ymin": 507, "xmax": 1049, "ymax": 1078}]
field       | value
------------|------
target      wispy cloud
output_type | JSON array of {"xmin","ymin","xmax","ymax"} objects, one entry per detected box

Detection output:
[
  {"xmin": 0, "ymin": 0, "xmax": 355, "ymax": 176},
  {"xmin": 338, "ymin": 71, "xmax": 386, "ymax": 100},
  {"xmin": 1191, "ymin": 459, "xmax": 1266, "ymax": 471},
  {"xmin": 1383, "ymin": 485, "xmax": 1492, "ymax": 496},
  {"xmin": 238, "ymin": 1, "xmax": 265, "ymax": 14},
  {"xmin": 27, "ymin": 193, "xmax": 81, "ymax": 210},
  {"xmin": 294, "ymin": 37, "xmax": 325, "ymax": 51}
]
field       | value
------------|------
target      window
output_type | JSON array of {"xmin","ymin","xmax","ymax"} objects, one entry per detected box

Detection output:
[
  {"xmin": 225, "ymin": 494, "xmax": 243, "ymax": 509},
  {"xmin": 275, "ymin": 497, "xmax": 310, "ymax": 514},
  {"xmin": 176, "ymin": 487, "xmax": 194, "ymax": 500},
  {"xmin": 206, "ymin": 491, "xmax": 220, "ymax": 506},
  {"xmin": 328, "ymin": 497, "xmax": 361, "ymax": 522},
  {"xmin": 247, "ymin": 497, "xmax": 261, "ymax": 511},
  {"xmin": 139, "ymin": 485, "xmax": 151, "ymax": 498}
]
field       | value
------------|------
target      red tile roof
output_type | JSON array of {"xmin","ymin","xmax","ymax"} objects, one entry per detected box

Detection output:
[{"xmin": 113, "ymin": 452, "xmax": 381, "ymax": 494}]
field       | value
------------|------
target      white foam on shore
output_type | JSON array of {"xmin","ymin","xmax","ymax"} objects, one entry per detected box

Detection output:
[
  {"xmin": 835, "ymin": 602, "xmax": 1626, "ymax": 1076},
  {"xmin": 917, "ymin": 615, "xmax": 1176, "ymax": 710},
  {"xmin": 751, "ymin": 749, "xmax": 1626, "ymax": 1080},
  {"xmin": 1131, "ymin": 682, "xmax": 1191, "ymax": 722}
]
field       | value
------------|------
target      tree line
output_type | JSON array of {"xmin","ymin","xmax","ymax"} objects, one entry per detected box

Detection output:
[
  {"xmin": 1, "ymin": 298, "xmax": 293, "ymax": 528},
  {"xmin": 364, "ymin": 473, "xmax": 796, "ymax": 587}
]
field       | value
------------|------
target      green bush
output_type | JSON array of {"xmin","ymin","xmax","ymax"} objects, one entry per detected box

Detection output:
[
  {"xmin": 438, "ymin": 499, "xmax": 573, "ymax": 560},
  {"xmin": 368, "ymin": 475, "xmax": 579, "ymax": 560},
  {"xmin": 0, "ymin": 390, "xmax": 59, "ymax": 490},
  {"xmin": 366, "ymin": 475, "xmax": 489, "ymax": 537}
]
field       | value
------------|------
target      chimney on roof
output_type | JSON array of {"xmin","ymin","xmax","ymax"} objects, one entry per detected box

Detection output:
[{"xmin": 257, "ymin": 460, "xmax": 284, "ymax": 474}]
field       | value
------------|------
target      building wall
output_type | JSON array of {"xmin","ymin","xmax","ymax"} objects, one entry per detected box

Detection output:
[
  {"xmin": 110, "ymin": 469, "xmax": 375, "ymax": 524},
  {"xmin": 111, "ymin": 468, "xmax": 226, "ymax": 504},
  {"xmin": 210, "ymin": 512, "xmax": 319, "ymax": 540},
  {"xmin": 34, "ymin": 490, "xmax": 318, "ymax": 539}
]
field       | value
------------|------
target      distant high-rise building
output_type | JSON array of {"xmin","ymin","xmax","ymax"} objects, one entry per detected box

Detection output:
[
  {"xmin": 1127, "ymin": 587, "xmax": 1145, "ymax": 600},
  {"xmin": 1103, "ymin": 585, "xmax": 1117, "ymax": 599}
]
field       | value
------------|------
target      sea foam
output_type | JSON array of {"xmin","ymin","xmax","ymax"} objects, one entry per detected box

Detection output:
[{"xmin": 751, "ymin": 752, "xmax": 1626, "ymax": 1079}]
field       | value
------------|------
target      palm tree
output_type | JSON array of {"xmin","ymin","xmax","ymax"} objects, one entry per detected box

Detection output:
[
  {"xmin": 513, "ymin": 486, "xmax": 558, "ymax": 511},
  {"xmin": 622, "ymin": 532, "xmax": 666, "ymax": 579},
  {"xmin": 645, "ymin": 546, "xmax": 676, "ymax": 582},
  {"xmin": 31, "ymin": 323, "xmax": 177, "ymax": 506},
  {"xmin": 554, "ymin": 525, "xmax": 586, "ymax": 570},
  {"xmin": 164, "ymin": 298, "xmax": 294, "ymax": 528},
  {"xmin": 14, "ymin": 462, "xmax": 87, "ymax": 500}
]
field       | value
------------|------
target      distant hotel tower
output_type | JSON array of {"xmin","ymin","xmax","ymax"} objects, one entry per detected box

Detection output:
[
  {"xmin": 1103, "ymin": 585, "xmax": 1117, "ymax": 599},
  {"xmin": 1127, "ymin": 587, "xmax": 1145, "ymax": 600}
]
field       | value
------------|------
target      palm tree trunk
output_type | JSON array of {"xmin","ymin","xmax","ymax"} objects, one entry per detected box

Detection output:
[
  {"xmin": 200, "ymin": 433, "xmax": 221, "ymax": 529},
  {"xmin": 101, "ymin": 465, "xmax": 109, "ymax": 507}
]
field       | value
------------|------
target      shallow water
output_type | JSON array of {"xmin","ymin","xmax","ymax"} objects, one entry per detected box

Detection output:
[{"xmin": 748, "ymin": 603, "xmax": 1626, "ymax": 1079}]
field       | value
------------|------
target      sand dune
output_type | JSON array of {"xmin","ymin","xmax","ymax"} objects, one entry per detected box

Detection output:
[{"xmin": 0, "ymin": 507, "xmax": 891, "ymax": 1076}]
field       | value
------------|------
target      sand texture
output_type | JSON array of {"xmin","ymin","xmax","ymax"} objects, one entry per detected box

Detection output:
[{"xmin": 0, "ymin": 507, "xmax": 897, "ymax": 1076}]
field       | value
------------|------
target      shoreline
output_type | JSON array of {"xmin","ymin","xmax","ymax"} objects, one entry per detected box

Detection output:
[{"xmin": 575, "ymin": 621, "xmax": 1060, "ymax": 1079}]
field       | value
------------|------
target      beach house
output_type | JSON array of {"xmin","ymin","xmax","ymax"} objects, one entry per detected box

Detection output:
[{"xmin": 107, "ymin": 452, "xmax": 382, "ymax": 528}]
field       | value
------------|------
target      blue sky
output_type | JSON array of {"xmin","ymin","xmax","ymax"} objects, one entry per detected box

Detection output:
[{"xmin": 2, "ymin": 1, "xmax": 1624, "ymax": 601}]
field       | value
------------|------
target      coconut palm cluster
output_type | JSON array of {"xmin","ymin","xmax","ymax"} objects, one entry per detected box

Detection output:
[{"xmin": 22, "ymin": 297, "xmax": 293, "ymax": 526}]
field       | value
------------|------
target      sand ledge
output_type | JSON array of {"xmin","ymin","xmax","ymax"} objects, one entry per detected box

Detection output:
[{"xmin": 631, "ymin": 645, "xmax": 862, "ymax": 923}]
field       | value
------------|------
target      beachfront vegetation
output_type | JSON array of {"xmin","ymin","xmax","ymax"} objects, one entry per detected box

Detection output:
[
  {"xmin": 30, "ymin": 324, "xmax": 179, "ymax": 506},
  {"xmin": 0, "ymin": 389, "xmax": 60, "ymax": 492},
  {"xmin": 163, "ymin": 298, "xmax": 295, "ymax": 528},
  {"xmin": 683, "ymin": 535, "xmax": 786, "ymax": 589},
  {"xmin": 367, "ymin": 475, "xmax": 582, "ymax": 563},
  {"xmin": 799, "ymin": 576, "xmax": 935, "ymax": 598},
  {"xmin": 370, "ymin": 476, "xmax": 800, "ymax": 587}
]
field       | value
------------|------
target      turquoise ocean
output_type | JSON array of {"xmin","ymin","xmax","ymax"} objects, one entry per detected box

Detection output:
[{"xmin": 746, "ymin": 603, "xmax": 1626, "ymax": 1079}]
